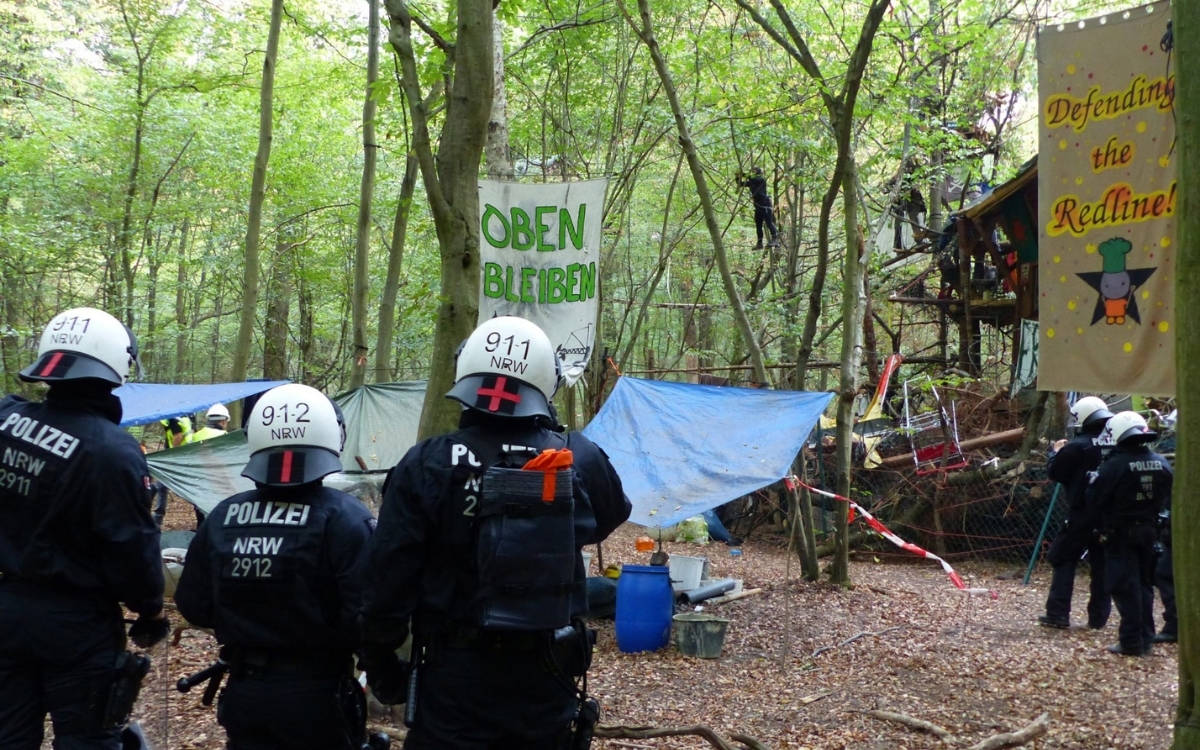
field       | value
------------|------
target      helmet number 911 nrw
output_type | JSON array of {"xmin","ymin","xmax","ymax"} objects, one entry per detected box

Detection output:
[
  {"xmin": 51, "ymin": 315, "xmax": 91, "ymax": 334},
  {"xmin": 259, "ymin": 402, "xmax": 311, "ymax": 426},
  {"xmin": 484, "ymin": 332, "xmax": 530, "ymax": 359}
]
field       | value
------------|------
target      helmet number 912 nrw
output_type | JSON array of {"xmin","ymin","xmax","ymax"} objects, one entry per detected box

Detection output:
[
  {"xmin": 484, "ymin": 332, "xmax": 530, "ymax": 359},
  {"xmin": 259, "ymin": 402, "xmax": 311, "ymax": 426}
]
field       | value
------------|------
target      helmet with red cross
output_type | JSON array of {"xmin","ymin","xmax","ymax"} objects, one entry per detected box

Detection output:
[{"xmin": 447, "ymin": 316, "xmax": 560, "ymax": 419}]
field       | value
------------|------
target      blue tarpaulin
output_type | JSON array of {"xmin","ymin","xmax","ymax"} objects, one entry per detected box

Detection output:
[
  {"xmin": 582, "ymin": 377, "xmax": 833, "ymax": 527},
  {"xmin": 114, "ymin": 380, "xmax": 291, "ymax": 427}
]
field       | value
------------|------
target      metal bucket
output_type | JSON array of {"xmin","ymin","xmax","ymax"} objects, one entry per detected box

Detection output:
[{"xmin": 672, "ymin": 612, "xmax": 730, "ymax": 658}]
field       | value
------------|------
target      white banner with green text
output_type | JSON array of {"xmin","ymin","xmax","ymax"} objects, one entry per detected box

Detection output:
[{"xmin": 478, "ymin": 178, "xmax": 607, "ymax": 385}]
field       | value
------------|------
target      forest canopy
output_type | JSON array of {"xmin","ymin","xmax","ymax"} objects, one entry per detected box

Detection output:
[{"xmin": 0, "ymin": 0, "xmax": 1117, "ymax": 405}]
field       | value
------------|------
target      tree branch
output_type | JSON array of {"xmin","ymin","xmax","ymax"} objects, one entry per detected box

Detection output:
[
  {"xmin": 595, "ymin": 724, "xmax": 766, "ymax": 750},
  {"xmin": 963, "ymin": 713, "xmax": 1050, "ymax": 750},
  {"xmin": 856, "ymin": 709, "xmax": 953, "ymax": 740},
  {"xmin": 0, "ymin": 75, "xmax": 107, "ymax": 112}
]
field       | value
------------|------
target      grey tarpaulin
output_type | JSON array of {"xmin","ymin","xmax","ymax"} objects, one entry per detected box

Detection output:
[{"xmin": 146, "ymin": 382, "xmax": 426, "ymax": 514}]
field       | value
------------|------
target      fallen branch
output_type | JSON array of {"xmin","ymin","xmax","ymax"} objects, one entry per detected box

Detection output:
[
  {"xmin": 812, "ymin": 626, "xmax": 904, "ymax": 657},
  {"xmin": 963, "ymin": 712, "xmax": 1049, "ymax": 750},
  {"xmin": 595, "ymin": 724, "xmax": 766, "ymax": 750},
  {"xmin": 876, "ymin": 427, "xmax": 1025, "ymax": 468},
  {"xmin": 706, "ymin": 587, "xmax": 764, "ymax": 605},
  {"xmin": 729, "ymin": 733, "xmax": 770, "ymax": 750},
  {"xmin": 856, "ymin": 709, "xmax": 953, "ymax": 741}
]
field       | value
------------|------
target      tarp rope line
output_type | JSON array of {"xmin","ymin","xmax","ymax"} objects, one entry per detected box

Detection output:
[{"xmin": 787, "ymin": 476, "xmax": 995, "ymax": 597}]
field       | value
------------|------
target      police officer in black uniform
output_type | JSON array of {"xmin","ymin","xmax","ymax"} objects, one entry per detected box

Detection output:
[
  {"xmin": 1153, "ymin": 504, "xmax": 1176, "ymax": 643},
  {"xmin": 0, "ymin": 306, "xmax": 167, "ymax": 748},
  {"xmin": 174, "ymin": 383, "xmax": 375, "ymax": 749},
  {"xmin": 1088, "ymin": 411, "xmax": 1173, "ymax": 656},
  {"xmin": 361, "ymin": 315, "xmax": 631, "ymax": 750},
  {"xmin": 1039, "ymin": 396, "xmax": 1113, "ymax": 630}
]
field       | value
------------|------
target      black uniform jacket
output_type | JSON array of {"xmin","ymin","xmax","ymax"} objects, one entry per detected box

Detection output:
[
  {"xmin": 175, "ymin": 484, "xmax": 374, "ymax": 653},
  {"xmin": 1047, "ymin": 432, "xmax": 1103, "ymax": 527},
  {"xmin": 1088, "ymin": 444, "xmax": 1173, "ymax": 531},
  {"xmin": 361, "ymin": 413, "xmax": 631, "ymax": 651},
  {"xmin": 0, "ymin": 389, "xmax": 163, "ymax": 616},
  {"xmin": 743, "ymin": 175, "xmax": 772, "ymax": 208}
]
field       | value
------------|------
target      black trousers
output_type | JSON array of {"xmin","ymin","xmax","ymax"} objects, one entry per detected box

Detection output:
[
  {"xmin": 150, "ymin": 481, "xmax": 169, "ymax": 529},
  {"xmin": 217, "ymin": 669, "xmax": 362, "ymax": 750},
  {"xmin": 1104, "ymin": 526, "xmax": 1157, "ymax": 651},
  {"xmin": 404, "ymin": 643, "xmax": 576, "ymax": 750},
  {"xmin": 1155, "ymin": 544, "xmax": 1176, "ymax": 636},
  {"xmin": 1044, "ymin": 524, "xmax": 1110, "ymax": 626},
  {"xmin": 753, "ymin": 204, "xmax": 778, "ymax": 246},
  {"xmin": 0, "ymin": 583, "xmax": 125, "ymax": 749}
]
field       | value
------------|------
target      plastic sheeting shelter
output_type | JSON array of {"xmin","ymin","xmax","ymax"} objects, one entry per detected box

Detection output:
[
  {"xmin": 336, "ymin": 381, "xmax": 427, "ymax": 471},
  {"xmin": 582, "ymin": 377, "xmax": 833, "ymax": 527},
  {"xmin": 114, "ymin": 380, "xmax": 290, "ymax": 427},
  {"xmin": 145, "ymin": 382, "xmax": 427, "ymax": 514}
]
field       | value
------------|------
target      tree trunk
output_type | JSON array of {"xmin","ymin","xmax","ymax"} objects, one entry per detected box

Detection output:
[
  {"xmin": 783, "ymin": 152, "xmax": 808, "ymax": 391},
  {"xmin": 0, "ymin": 286, "xmax": 25, "ymax": 395},
  {"xmin": 143, "ymin": 230, "xmax": 161, "ymax": 378},
  {"xmin": 299, "ymin": 273, "xmax": 314, "ymax": 384},
  {"xmin": 736, "ymin": 0, "xmax": 890, "ymax": 585},
  {"xmin": 1174, "ymin": 6, "xmax": 1199, "ymax": 746},
  {"xmin": 349, "ymin": 0, "xmax": 381, "ymax": 389},
  {"xmin": 795, "ymin": 457, "xmax": 819, "ymax": 581},
  {"xmin": 485, "ymin": 11, "xmax": 514, "ymax": 180},
  {"xmin": 861, "ymin": 265, "xmax": 879, "ymax": 382},
  {"xmin": 174, "ymin": 220, "xmax": 191, "ymax": 381},
  {"xmin": 832, "ymin": 161, "xmax": 867, "ymax": 585},
  {"xmin": 230, "ymin": 0, "xmax": 284, "ymax": 397},
  {"xmin": 374, "ymin": 151, "xmax": 418, "ymax": 382},
  {"xmin": 262, "ymin": 234, "xmax": 293, "ymax": 380},
  {"xmin": 620, "ymin": 0, "xmax": 768, "ymax": 385},
  {"xmin": 386, "ymin": 0, "xmax": 494, "ymax": 438}
]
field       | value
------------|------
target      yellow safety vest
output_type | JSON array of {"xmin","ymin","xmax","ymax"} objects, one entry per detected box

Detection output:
[{"xmin": 187, "ymin": 426, "xmax": 227, "ymax": 444}]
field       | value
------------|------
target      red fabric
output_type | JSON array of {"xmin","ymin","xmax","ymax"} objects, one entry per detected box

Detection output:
[{"xmin": 279, "ymin": 450, "xmax": 293, "ymax": 484}]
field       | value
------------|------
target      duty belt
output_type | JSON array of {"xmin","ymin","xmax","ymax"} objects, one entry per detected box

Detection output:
[
  {"xmin": 227, "ymin": 648, "xmax": 353, "ymax": 677},
  {"xmin": 440, "ymin": 626, "xmax": 548, "ymax": 652}
]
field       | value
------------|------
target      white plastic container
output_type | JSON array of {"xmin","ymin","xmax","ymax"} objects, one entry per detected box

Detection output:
[{"xmin": 668, "ymin": 555, "xmax": 706, "ymax": 592}]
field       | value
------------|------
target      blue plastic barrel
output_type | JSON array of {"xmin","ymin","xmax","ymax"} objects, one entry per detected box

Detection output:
[{"xmin": 615, "ymin": 565, "xmax": 673, "ymax": 653}]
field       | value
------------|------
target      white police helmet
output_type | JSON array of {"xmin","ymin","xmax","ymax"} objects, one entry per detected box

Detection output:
[
  {"xmin": 1101, "ymin": 410, "xmax": 1156, "ymax": 447},
  {"xmin": 19, "ymin": 307, "xmax": 140, "ymax": 385},
  {"xmin": 446, "ymin": 316, "xmax": 560, "ymax": 419},
  {"xmin": 242, "ymin": 384, "xmax": 343, "ymax": 486},
  {"xmin": 1069, "ymin": 396, "xmax": 1114, "ymax": 434},
  {"xmin": 206, "ymin": 403, "xmax": 230, "ymax": 423}
]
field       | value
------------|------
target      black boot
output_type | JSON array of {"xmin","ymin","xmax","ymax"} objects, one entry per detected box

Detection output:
[
  {"xmin": 1106, "ymin": 642, "xmax": 1151, "ymax": 656},
  {"xmin": 1038, "ymin": 615, "xmax": 1069, "ymax": 629}
]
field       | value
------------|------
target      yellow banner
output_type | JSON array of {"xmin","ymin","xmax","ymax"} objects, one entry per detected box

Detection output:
[{"xmin": 1037, "ymin": 2, "xmax": 1175, "ymax": 395}]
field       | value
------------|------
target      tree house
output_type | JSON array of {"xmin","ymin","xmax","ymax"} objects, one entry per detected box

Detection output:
[{"xmin": 889, "ymin": 156, "xmax": 1039, "ymax": 378}]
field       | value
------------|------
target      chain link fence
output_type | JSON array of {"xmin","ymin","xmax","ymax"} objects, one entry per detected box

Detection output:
[
  {"xmin": 725, "ymin": 394, "xmax": 1173, "ymax": 578},
  {"xmin": 805, "ymin": 446, "xmax": 1059, "ymax": 574}
]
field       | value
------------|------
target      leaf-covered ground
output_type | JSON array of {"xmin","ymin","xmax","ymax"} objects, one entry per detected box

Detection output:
[{"xmin": 125, "ymin": 508, "xmax": 1176, "ymax": 750}]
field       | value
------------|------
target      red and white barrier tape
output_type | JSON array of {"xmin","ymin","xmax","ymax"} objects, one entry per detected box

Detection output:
[{"xmin": 787, "ymin": 476, "xmax": 995, "ymax": 598}]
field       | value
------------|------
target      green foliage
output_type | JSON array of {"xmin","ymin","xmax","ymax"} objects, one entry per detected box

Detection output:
[{"xmin": 1, "ymin": 0, "xmax": 1102, "ymax": 396}]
